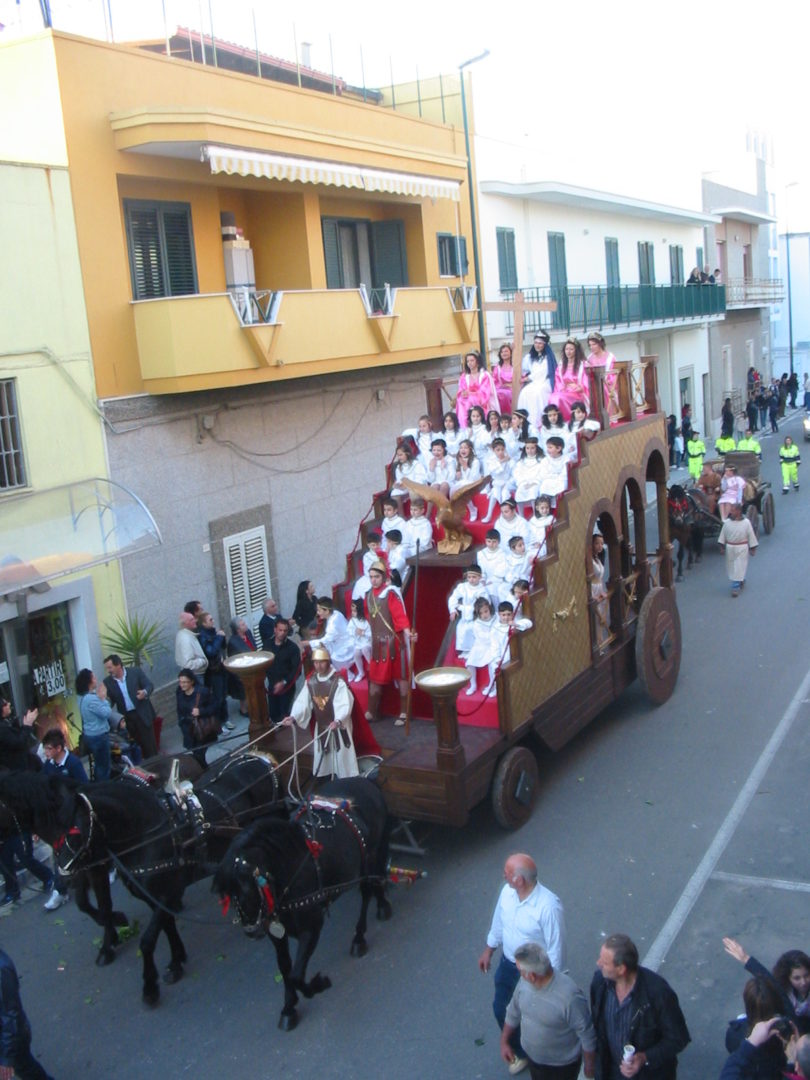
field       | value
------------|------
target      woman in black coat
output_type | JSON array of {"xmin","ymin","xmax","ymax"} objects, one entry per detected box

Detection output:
[{"xmin": 176, "ymin": 668, "xmax": 218, "ymax": 767}]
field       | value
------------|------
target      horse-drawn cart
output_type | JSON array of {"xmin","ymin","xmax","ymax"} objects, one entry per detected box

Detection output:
[
  {"xmin": 688, "ymin": 450, "xmax": 775, "ymax": 539},
  {"xmin": 258, "ymin": 360, "xmax": 680, "ymax": 831}
]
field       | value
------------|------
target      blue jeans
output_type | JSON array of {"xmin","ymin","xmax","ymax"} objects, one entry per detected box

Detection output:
[
  {"xmin": 0, "ymin": 833, "xmax": 53, "ymax": 898},
  {"xmin": 493, "ymin": 955, "xmax": 523, "ymax": 1057},
  {"xmin": 83, "ymin": 731, "xmax": 111, "ymax": 780}
]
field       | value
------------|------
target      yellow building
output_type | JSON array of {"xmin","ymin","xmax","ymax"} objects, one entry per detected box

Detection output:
[{"xmin": 0, "ymin": 30, "xmax": 480, "ymax": 689}]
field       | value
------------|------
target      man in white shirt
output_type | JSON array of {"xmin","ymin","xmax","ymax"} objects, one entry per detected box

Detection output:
[{"xmin": 478, "ymin": 853, "xmax": 567, "ymax": 1076}]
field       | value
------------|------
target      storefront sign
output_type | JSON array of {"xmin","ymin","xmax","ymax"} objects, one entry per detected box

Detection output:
[{"xmin": 33, "ymin": 658, "xmax": 66, "ymax": 699}]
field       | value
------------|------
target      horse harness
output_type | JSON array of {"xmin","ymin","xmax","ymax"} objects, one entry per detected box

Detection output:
[{"xmin": 230, "ymin": 797, "xmax": 373, "ymax": 935}]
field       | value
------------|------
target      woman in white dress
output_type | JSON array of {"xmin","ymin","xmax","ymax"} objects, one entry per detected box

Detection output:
[{"xmin": 516, "ymin": 331, "xmax": 557, "ymax": 429}]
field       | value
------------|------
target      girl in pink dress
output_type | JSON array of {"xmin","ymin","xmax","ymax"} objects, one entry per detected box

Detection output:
[
  {"xmin": 549, "ymin": 338, "xmax": 589, "ymax": 420},
  {"xmin": 586, "ymin": 332, "xmax": 618, "ymax": 417},
  {"xmin": 492, "ymin": 343, "xmax": 515, "ymax": 415},
  {"xmin": 456, "ymin": 350, "xmax": 498, "ymax": 428}
]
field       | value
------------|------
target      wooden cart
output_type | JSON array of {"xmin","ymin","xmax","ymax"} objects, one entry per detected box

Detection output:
[{"xmin": 259, "ymin": 359, "xmax": 680, "ymax": 830}]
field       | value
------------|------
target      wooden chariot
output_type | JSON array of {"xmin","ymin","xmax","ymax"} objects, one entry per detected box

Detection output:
[{"xmin": 254, "ymin": 357, "xmax": 680, "ymax": 831}]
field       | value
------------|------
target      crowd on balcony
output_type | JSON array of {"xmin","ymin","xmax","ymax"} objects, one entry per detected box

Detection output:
[{"xmin": 686, "ymin": 266, "xmax": 722, "ymax": 285}]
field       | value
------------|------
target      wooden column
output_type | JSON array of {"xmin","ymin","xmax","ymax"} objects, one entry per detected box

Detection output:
[{"xmin": 483, "ymin": 292, "xmax": 556, "ymax": 406}]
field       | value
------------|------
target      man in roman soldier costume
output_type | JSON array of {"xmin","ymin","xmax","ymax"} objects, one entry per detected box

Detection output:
[
  {"xmin": 284, "ymin": 646, "xmax": 359, "ymax": 779},
  {"xmin": 364, "ymin": 560, "xmax": 415, "ymax": 726}
]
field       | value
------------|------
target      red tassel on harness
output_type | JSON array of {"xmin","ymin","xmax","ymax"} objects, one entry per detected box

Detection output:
[
  {"xmin": 220, "ymin": 895, "xmax": 231, "ymax": 917},
  {"xmin": 261, "ymin": 883, "xmax": 275, "ymax": 914},
  {"xmin": 306, "ymin": 838, "xmax": 324, "ymax": 860}
]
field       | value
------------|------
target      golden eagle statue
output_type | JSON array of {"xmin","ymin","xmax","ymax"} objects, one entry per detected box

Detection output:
[{"xmin": 401, "ymin": 475, "xmax": 491, "ymax": 555}]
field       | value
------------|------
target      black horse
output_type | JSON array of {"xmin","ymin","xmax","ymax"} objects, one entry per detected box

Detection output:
[
  {"xmin": 214, "ymin": 776, "xmax": 392, "ymax": 1031},
  {"xmin": 52, "ymin": 750, "xmax": 283, "ymax": 1004},
  {"xmin": 667, "ymin": 484, "xmax": 704, "ymax": 580}
]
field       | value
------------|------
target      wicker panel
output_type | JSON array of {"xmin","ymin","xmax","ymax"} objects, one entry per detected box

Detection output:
[{"xmin": 502, "ymin": 415, "xmax": 666, "ymax": 734}]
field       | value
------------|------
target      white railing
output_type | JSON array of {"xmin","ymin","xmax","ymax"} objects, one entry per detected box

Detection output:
[{"xmin": 724, "ymin": 278, "xmax": 784, "ymax": 307}]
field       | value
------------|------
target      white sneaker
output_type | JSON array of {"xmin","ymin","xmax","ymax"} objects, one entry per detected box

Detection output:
[
  {"xmin": 224, "ymin": 720, "xmax": 236, "ymax": 731},
  {"xmin": 44, "ymin": 889, "xmax": 69, "ymax": 911}
]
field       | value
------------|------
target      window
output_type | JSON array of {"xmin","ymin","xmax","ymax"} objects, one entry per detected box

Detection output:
[
  {"xmin": 223, "ymin": 526, "xmax": 272, "ymax": 643},
  {"xmin": 322, "ymin": 218, "xmax": 408, "ymax": 289},
  {"xmin": 496, "ymin": 227, "xmax": 518, "ymax": 291},
  {"xmin": 0, "ymin": 379, "xmax": 26, "ymax": 490},
  {"xmin": 437, "ymin": 233, "xmax": 468, "ymax": 277},
  {"xmin": 605, "ymin": 238, "xmax": 620, "ymax": 287},
  {"xmin": 124, "ymin": 199, "xmax": 197, "ymax": 300},
  {"xmin": 669, "ymin": 245, "xmax": 684, "ymax": 284},
  {"xmin": 638, "ymin": 242, "xmax": 655, "ymax": 285}
]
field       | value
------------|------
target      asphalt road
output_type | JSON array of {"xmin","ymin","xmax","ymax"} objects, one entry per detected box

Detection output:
[{"xmin": 4, "ymin": 411, "xmax": 809, "ymax": 1080}]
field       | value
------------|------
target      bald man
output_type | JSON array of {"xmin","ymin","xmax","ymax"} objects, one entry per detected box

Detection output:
[
  {"xmin": 479, "ymin": 854, "xmax": 567, "ymax": 1076},
  {"xmin": 174, "ymin": 611, "xmax": 208, "ymax": 678}
]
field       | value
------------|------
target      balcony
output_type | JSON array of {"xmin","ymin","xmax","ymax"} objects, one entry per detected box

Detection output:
[
  {"xmin": 502, "ymin": 283, "xmax": 726, "ymax": 337},
  {"xmin": 130, "ymin": 286, "xmax": 478, "ymax": 393},
  {"xmin": 724, "ymin": 278, "xmax": 785, "ymax": 309}
]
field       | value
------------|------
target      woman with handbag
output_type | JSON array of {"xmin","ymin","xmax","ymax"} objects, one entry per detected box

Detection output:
[{"xmin": 176, "ymin": 668, "xmax": 219, "ymax": 767}]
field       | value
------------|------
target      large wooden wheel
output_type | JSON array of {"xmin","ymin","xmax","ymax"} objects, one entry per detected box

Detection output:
[
  {"xmin": 762, "ymin": 491, "xmax": 775, "ymax": 534},
  {"xmin": 745, "ymin": 504, "xmax": 759, "ymax": 538},
  {"xmin": 635, "ymin": 587, "xmax": 681, "ymax": 706},
  {"xmin": 491, "ymin": 746, "xmax": 539, "ymax": 829}
]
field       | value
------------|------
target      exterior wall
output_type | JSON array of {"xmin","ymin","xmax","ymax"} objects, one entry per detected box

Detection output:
[
  {"xmin": 707, "ymin": 311, "xmax": 768, "ymax": 420},
  {"xmin": 105, "ymin": 359, "xmax": 455, "ymax": 688},
  {"xmin": 774, "ymin": 234, "xmax": 810, "ymax": 354},
  {"xmin": 0, "ymin": 160, "xmax": 125, "ymax": 720},
  {"xmin": 10, "ymin": 31, "xmax": 470, "ymax": 401},
  {"xmin": 479, "ymin": 193, "xmax": 707, "ymax": 343}
]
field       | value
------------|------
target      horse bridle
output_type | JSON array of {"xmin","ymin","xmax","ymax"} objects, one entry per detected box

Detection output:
[
  {"xmin": 54, "ymin": 791, "xmax": 97, "ymax": 872},
  {"xmin": 229, "ymin": 854, "xmax": 276, "ymax": 935}
]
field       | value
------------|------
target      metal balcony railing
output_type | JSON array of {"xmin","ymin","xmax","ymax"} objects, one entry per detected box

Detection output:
[
  {"xmin": 502, "ymin": 283, "xmax": 726, "ymax": 336},
  {"xmin": 724, "ymin": 278, "xmax": 785, "ymax": 307}
]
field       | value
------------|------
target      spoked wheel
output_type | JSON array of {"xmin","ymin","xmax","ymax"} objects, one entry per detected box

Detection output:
[
  {"xmin": 762, "ymin": 492, "xmax": 775, "ymax": 534},
  {"xmin": 491, "ymin": 747, "xmax": 539, "ymax": 829},
  {"xmin": 635, "ymin": 587, "xmax": 682, "ymax": 705},
  {"xmin": 745, "ymin": 504, "xmax": 759, "ymax": 538}
]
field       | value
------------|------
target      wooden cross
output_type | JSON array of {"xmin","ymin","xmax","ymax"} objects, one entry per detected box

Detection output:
[{"xmin": 483, "ymin": 291, "xmax": 557, "ymax": 406}]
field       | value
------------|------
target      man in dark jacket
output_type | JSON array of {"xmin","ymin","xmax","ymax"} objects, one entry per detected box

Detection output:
[
  {"xmin": 103, "ymin": 654, "xmax": 158, "ymax": 759},
  {"xmin": 0, "ymin": 949, "xmax": 53, "ymax": 1079},
  {"xmin": 265, "ymin": 618, "xmax": 300, "ymax": 723},
  {"xmin": 590, "ymin": 933, "xmax": 690, "ymax": 1078}
]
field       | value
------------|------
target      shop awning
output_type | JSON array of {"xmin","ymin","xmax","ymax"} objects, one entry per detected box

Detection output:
[
  {"xmin": 0, "ymin": 478, "xmax": 161, "ymax": 599},
  {"xmin": 203, "ymin": 145, "xmax": 461, "ymax": 201}
]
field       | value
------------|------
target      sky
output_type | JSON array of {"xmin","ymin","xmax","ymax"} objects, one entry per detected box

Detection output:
[{"xmin": 1, "ymin": 0, "xmax": 807, "ymax": 228}]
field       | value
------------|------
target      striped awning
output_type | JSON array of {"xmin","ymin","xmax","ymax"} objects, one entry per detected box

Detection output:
[{"xmin": 203, "ymin": 145, "xmax": 461, "ymax": 201}]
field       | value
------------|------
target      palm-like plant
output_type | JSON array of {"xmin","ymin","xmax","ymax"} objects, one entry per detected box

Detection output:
[{"xmin": 101, "ymin": 613, "xmax": 168, "ymax": 668}]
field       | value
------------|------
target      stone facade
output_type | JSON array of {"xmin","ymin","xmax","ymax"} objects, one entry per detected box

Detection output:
[{"xmin": 103, "ymin": 358, "xmax": 458, "ymax": 687}]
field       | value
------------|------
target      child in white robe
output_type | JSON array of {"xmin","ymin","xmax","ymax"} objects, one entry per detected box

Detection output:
[
  {"xmin": 351, "ymin": 532, "xmax": 385, "ymax": 601},
  {"xmin": 401, "ymin": 498, "xmax": 434, "ymax": 559},
  {"xmin": 442, "ymin": 410, "xmax": 468, "ymax": 457},
  {"xmin": 539, "ymin": 404, "xmax": 568, "ymax": 452},
  {"xmin": 426, "ymin": 438, "xmax": 456, "ymax": 496},
  {"xmin": 380, "ymin": 497, "xmax": 407, "ymax": 551},
  {"xmin": 468, "ymin": 405, "xmax": 492, "ymax": 460},
  {"xmin": 346, "ymin": 599, "xmax": 372, "ymax": 682},
  {"xmin": 385, "ymin": 530, "xmax": 408, "ymax": 586},
  {"xmin": 528, "ymin": 495, "xmax": 555, "ymax": 558},
  {"xmin": 536, "ymin": 436, "xmax": 568, "ymax": 502},
  {"xmin": 401, "ymin": 414, "xmax": 436, "ymax": 468},
  {"xmin": 503, "ymin": 536, "xmax": 533, "ymax": 601},
  {"xmin": 390, "ymin": 445, "xmax": 427, "ymax": 501},
  {"xmin": 478, "ymin": 529, "xmax": 510, "ymax": 605},
  {"xmin": 565, "ymin": 400, "xmax": 600, "ymax": 464},
  {"xmin": 309, "ymin": 598, "xmax": 355, "ymax": 668},
  {"xmin": 464, "ymin": 596, "xmax": 497, "ymax": 695},
  {"xmin": 512, "ymin": 437, "xmax": 544, "ymax": 509},
  {"xmin": 481, "ymin": 438, "xmax": 515, "ymax": 523},
  {"xmin": 495, "ymin": 498, "xmax": 530, "ymax": 547},
  {"xmin": 447, "ymin": 565, "xmax": 489, "ymax": 656}
]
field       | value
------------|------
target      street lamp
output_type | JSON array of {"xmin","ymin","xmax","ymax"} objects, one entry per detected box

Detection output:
[
  {"xmin": 458, "ymin": 49, "xmax": 490, "ymax": 356},
  {"xmin": 785, "ymin": 181, "xmax": 798, "ymax": 380}
]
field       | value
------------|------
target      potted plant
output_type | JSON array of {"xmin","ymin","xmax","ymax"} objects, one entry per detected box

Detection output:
[{"xmin": 101, "ymin": 613, "xmax": 167, "ymax": 669}]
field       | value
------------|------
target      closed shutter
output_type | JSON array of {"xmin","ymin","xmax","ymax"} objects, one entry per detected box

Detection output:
[
  {"xmin": 371, "ymin": 220, "xmax": 408, "ymax": 288},
  {"xmin": 496, "ymin": 228, "xmax": 517, "ymax": 291},
  {"xmin": 322, "ymin": 217, "xmax": 343, "ymax": 288},
  {"xmin": 124, "ymin": 199, "xmax": 197, "ymax": 300},
  {"xmin": 163, "ymin": 209, "xmax": 197, "ymax": 295},
  {"xmin": 127, "ymin": 206, "xmax": 165, "ymax": 299},
  {"xmin": 457, "ymin": 236, "xmax": 469, "ymax": 277},
  {"xmin": 223, "ymin": 526, "xmax": 272, "ymax": 642}
]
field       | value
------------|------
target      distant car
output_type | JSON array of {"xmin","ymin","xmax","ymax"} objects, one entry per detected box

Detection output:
[{"xmin": 803, "ymin": 415, "xmax": 810, "ymax": 441}]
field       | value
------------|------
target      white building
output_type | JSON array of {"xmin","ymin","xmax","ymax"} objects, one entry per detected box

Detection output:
[{"xmin": 477, "ymin": 179, "xmax": 722, "ymax": 434}]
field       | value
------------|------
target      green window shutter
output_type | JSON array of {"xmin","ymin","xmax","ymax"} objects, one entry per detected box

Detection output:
[
  {"xmin": 321, "ymin": 218, "xmax": 343, "ymax": 288},
  {"xmin": 371, "ymin": 220, "xmax": 408, "ymax": 288},
  {"xmin": 496, "ymin": 228, "xmax": 517, "ymax": 290},
  {"xmin": 458, "ymin": 236, "xmax": 469, "ymax": 277},
  {"xmin": 127, "ymin": 205, "xmax": 165, "ymax": 300},
  {"xmin": 124, "ymin": 200, "xmax": 196, "ymax": 300},
  {"xmin": 163, "ymin": 209, "xmax": 197, "ymax": 295}
]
